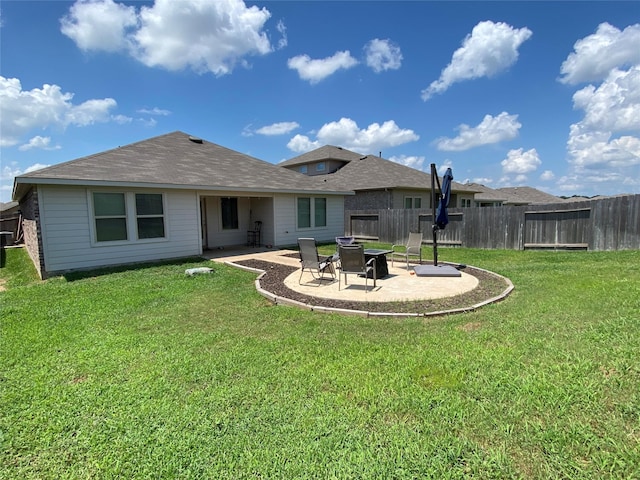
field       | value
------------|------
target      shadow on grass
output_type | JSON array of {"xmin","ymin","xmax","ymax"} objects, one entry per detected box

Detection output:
[
  {"xmin": 1, "ymin": 247, "xmax": 5, "ymax": 268},
  {"xmin": 62, "ymin": 256, "xmax": 209, "ymax": 282}
]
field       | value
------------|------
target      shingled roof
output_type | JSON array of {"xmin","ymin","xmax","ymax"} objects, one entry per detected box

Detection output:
[
  {"xmin": 464, "ymin": 183, "xmax": 508, "ymax": 203},
  {"xmin": 13, "ymin": 131, "xmax": 351, "ymax": 200},
  {"xmin": 496, "ymin": 186, "xmax": 567, "ymax": 205},
  {"xmin": 278, "ymin": 145, "xmax": 364, "ymax": 167},
  {"xmin": 288, "ymin": 152, "xmax": 477, "ymax": 194}
]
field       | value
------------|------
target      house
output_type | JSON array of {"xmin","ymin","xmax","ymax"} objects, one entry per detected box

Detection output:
[
  {"xmin": 463, "ymin": 183, "xmax": 507, "ymax": 207},
  {"xmin": 495, "ymin": 186, "xmax": 567, "ymax": 205},
  {"xmin": 279, "ymin": 145, "xmax": 479, "ymax": 210},
  {"xmin": 462, "ymin": 183, "xmax": 568, "ymax": 207},
  {"xmin": 0, "ymin": 201, "xmax": 20, "ymax": 246},
  {"xmin": 12, "ymin": 131, "xmax": 352, "ymax": 278}
]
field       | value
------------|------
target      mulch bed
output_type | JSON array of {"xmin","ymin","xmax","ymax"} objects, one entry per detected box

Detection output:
[{"xmin": 234, "ymin": 258, "xmax": 511, "ymax": 315}]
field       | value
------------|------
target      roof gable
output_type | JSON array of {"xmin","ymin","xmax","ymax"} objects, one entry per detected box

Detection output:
[
  {"xmin": 278, "ymin": 145, "xmax": 364, "ymax": 167},
  {"xmin": 283, "ymin": 147, "xmax": 477, "ymax": 193}
]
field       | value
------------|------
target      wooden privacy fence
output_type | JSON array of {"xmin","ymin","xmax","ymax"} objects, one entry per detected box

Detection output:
[{"xmin": 345, "ymin": 194, "xmax": 640, "ymax": 251}]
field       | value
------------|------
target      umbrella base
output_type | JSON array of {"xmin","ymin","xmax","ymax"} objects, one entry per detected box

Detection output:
[{"xmin": 414, "ymin": 265, "xmax": 461, "ymax": 277}]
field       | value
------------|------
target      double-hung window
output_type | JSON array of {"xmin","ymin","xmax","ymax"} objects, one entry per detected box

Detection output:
[
  {"xmin": 297, "ymin": 197, "xmax": 327, "ymax": 229},
  {"xmin": 136, "ymin": 193, "xmax": 165, "ymax": 239},
  {"xmin": 404, "ymin": 197, "xmax": 422, "ymax": 209},
  {"xmin": 92, "ymin": 191, "xmax": 166, "ymax": 243},
  {"xmin": 93, "ymin": 192, "xmax": 128, "ymax": 242}
]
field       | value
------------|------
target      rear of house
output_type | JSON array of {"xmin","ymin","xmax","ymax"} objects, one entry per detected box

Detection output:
[{"xmin": 13, "ymin": 132, "xmax": 352, "ymax": 278}]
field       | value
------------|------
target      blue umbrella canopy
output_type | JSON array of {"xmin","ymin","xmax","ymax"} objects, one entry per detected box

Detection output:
[{"xmin": 435, "ymin": 168, "xmax": 453, "ymax": 229}]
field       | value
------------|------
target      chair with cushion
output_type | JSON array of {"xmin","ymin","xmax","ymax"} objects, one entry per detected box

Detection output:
[
  {"xmin": 391, "ymin": 231, "xmax": 423, "ymax": 269},
  {"xmin": 338, "ymin": 244, "xmax": 376, "ymax": 292},
  {"xmin": 297, "ymin": 238, "xmax": 335, "ymax": 285}
]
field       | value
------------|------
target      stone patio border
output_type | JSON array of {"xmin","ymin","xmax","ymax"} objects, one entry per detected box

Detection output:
[{"xmin": 226, "ymin": 260, "xmax": 514, "ymax": 318}]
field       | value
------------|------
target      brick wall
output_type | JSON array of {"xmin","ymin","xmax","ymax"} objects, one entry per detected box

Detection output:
[
  {"xmin": 345, "ymin": 190, "xmax": 391, "ymax": 210},
  {"xmin": 19, "ymin": 188, "xmax": 46, "ymax": 278}
]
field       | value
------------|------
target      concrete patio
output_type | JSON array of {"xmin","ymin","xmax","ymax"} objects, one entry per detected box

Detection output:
[{"xmin": 204, "ymin": 246, "xmax": 479, "ymax": 303}]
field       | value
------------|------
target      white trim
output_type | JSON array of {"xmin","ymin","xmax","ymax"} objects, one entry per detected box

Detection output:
[
  {"xmin": 87, "ymin": 190, "xmax": 169, "ymax": 247},
  {"xmin": 296, "ymin": 195, "xmax": 328, "ymax": 230},
  {"xmin": 15, "ymin": 177, "xmax": 354, "ymax": 197}
]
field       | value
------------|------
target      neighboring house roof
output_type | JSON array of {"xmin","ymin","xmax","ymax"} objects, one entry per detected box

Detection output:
[
  {"xmin": 281, "ymin": 146, "xmax": 478, "ymax": 194},
  {"xmin": 278, "ymin": 145, "xmax": 364, "ymax": 167},
  {"xmin": 13, "ymin": 131, "xmax": 352, "ymax": 201},
  {"xmin": 0, "ymin": 201, "xmax": 19, "ymax": 213},
  {"xmin": 464, "ymin": 183, "xmax": 508, "ymax": 203},
  {"xmin": 496, "ymin": 186, "xmax": 567, "ymax": 205}
]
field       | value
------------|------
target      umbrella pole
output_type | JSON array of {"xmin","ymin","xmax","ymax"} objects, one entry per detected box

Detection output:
[{"xmin": 431, "ymin": 163, "xmax": 438, "ymax": 266}]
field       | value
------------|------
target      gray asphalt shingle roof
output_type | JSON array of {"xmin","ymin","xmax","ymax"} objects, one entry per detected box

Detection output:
[
  {"xmin": 13, "ymin": 131, "xmax": 351, "ymax": 200},
  {"xmin": 298, "ymin": 154, "xmax": 477, "ymax": 193},
  {"xmin": 278, "ymin": 145, "xmax": 364, "ymax": 167},
  {"xmin": 496, "ymin": 186, "xmax": 567, "ymax": 205},
  {"xmin": 464, "ymin": 183, "xmax": 508, "ymax": 202}
]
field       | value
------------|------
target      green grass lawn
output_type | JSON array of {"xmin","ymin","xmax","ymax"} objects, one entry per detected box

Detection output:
[{"xmin": 1, "ymin": 246, "xmax": 639, "ymax": 479}]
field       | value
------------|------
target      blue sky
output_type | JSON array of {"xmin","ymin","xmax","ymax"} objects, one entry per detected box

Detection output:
[{"xmin": 2, "ymin": 1, "xmax": 639, "ymax": 203}]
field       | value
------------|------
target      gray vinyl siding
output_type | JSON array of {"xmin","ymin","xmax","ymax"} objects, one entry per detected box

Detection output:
[{"xmin": 39, "ymin": 185, "xmax": 201, "ymax": 275}]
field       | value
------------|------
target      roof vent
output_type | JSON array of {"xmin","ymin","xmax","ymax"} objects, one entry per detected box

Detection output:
[{"xmin": 188, "ymin": 136, "xmax": 203, "ymax": 144}]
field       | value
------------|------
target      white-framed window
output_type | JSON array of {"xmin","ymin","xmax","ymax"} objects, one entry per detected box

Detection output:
[
  {"xmin": 299, "ymin": 165, "xmax": 308, "ymax": 174},
  {"xmin": 314, "ymin": 198, "xmax": 327, "ymax": 227},
  {"xmin": 315, "ymin": 162, "xmax": 325, "ymax": 172},
  {"xmin": 461, "ymin": 198, "xmax": 472, "ymax": 207},
  {"xmin": 297, "ymin": 197, "xmax": 327, "ymax": 229},
  {"xmin": 135, "ymin": 193, "xmax": 165, "ymax": 239},
  {"xmin": 93, "ymin": 192, "xmax": 128, "ymax": 242},
  {"xmin": 90, "ymin": 191, "xmax": 167, "ymax": 244},
  {"xmin": 404, "ymin": 197, "xmax": 422, "ymax": 209}
]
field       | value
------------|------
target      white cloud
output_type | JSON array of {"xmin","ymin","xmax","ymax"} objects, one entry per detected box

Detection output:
[
  {"xmin": 137, "ymin": 107, "xmax": 171, "ymax": 116},
  {"xmin": 571, "ymin": 66, "xmax": 640, "ymax": 133},
  {"xmin": 438, "ymin": 159, "xmax": 453, "ymax": 175},
  {"xmin": 434, "ymin": 112, "xmax": 521, "ymax": 151},
  {"xmin": 567, "ymin": 129, "xmax": 640, "ymax": 169},
  {"xmin": 561, "ymin": 32, "xmax": 640, "ymax": 195},
  {"xmin": 276, "ymin": 20, "xmax": 287, "ymax": 50},
  {"xmin": 287, "ymin": 117, "xmax": 419, "ymax": 153},
  {"xmin": 540, "ymin": 170, "xmax": 555, "ymax": 181},
  {"xmin": 0, "ymin": 76, "xmax": 118, "ymax": 147},
  {"xmin": 256, "ymin": 122, "xmax": 299, "ymax": 136},
  {"xmin": 389, "ymin": 154, "xmax": 426, "ymax": 171},
  {"xmin": 559, "ymin": 23, "xmax": 640, "ymax": 85},
  {"xmin": 501, "ymin": 148, "xmax": 541, "ymax": 175},
  {"xmin": 287, "ymin": 134, "xmax": 320, "ymax": 153},
  {"xmin": 18, "ymin": 136, "xmax": 61, "ymax": 152},
  {"xmin": 60, "ymin": 0, "xmax": 137, "ymax": 53},
  {"xmin": 1, "ymin": 162, "xmax": 50, "ymax": 201},
  {"xmin": 111, "ymin": 114, "xmax": 132, "ymax": 124},
  {"xmin": 364, "ymin": 38, "xmax": 402, "ymax": 73},
  {"xmin": 564, "ymin": 65, "xmax": 640, "ymax": 192},
  {"xmin": 287, "ymin": 51, "xmax": 358, "ymax": 84},
  {"xmin": 470, "ymin": 177, "xmax": 494, "ymax": 185},
  {"xmin": 61, "ymin": 0, "xmax": 274, "ymax": 76},
  {"xmin": 421, "ymin": 20, "xmax": 532, "ymax": 100}
]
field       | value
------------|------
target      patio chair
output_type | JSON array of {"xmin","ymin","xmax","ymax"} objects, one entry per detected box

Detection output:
[
  {"xmin": 338, "ymin": 244, "xmax": 376, "ymax": 292},
  {"xmin": 297, "ymin": 237, "xmax": 335, "ymax": 285},
  {"xmin": 247, "ymin": 221, "xmax": 262, "ymax": 247},
  {"xmin": 391, "ymin": 232, "xmax": 423, "ymax": 269},
  {"xmin": 334, "ymin": 236, "xmax": 355, "ymax": 269}
]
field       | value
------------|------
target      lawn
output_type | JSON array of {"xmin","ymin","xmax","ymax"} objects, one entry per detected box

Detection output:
[{"xmin": 1, "ymin": 246, "xmax": 639, "ymax": 479}]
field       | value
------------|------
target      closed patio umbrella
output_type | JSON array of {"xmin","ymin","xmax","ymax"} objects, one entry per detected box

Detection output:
[{"xmin": 435, "ymin": 167, "xmax": 453, "ymax": 229}]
